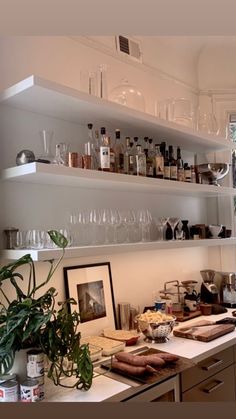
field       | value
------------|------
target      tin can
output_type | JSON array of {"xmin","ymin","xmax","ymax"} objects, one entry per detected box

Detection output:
[
  {"xmin": 0, "ymin": 379, "xmax": 19, "ymax": 402},
  {"xmin": 35, "ymin": 375, "xmax": 44, "ymax": 401},
  {"xmin": 20, "ymin": 378, "xmax": 39, "ymax": 402},
  {"xmin": 27, "ymin": 349, "xmax": 44, "ymax": 378},
  {"xmin": 0, "ymin": 373, "xmax": 17, "ymax": 384}
]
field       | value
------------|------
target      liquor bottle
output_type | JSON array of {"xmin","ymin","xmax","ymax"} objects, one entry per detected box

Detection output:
[
  {"xmin": 99, "ymin": 127, "xmax": 110, "ymax": 171},
  {"xmin": 133, "ymin": 136, "xmax": 139, "ymax": 148},
  {"xmin": 143, "ymin": 136, "xmax": 149, "ymax": 156},
  {"xmin": 146, "ymin": 138, "xmax": 155, "ymax": 178},
  {"xmin": 169, "ymin": 145, "xmax": 177, "ymax": 181},
  {"xmin": 160, "ymin": 141, "xmax": 166, "ymax": 158},
  {"xmin": 108, "ymin": 136, "xmax": 116, "ymax": 172},
  {"xmin": 136, "ymin": 144, "xmax": 146, "ymax": 176},
  {"xmin": 124, "ymin": 137, "xmax": 135, "ymax": 175},
  {"xmin": 184, "ymin": 162, "xmax": 191, "ymax": 182},
  {"xmin": 129, "ymin": 138, "xmax": 136, "ymax": 175},
  {"xmin": 164, "ymin": 150, "xmax": 170, "ymax": 180},
  {"xmin": 155, "ymin": 144, "xmax": 164, "ymax": 179},
  {"xmin": 176, "ymin": 147, "xmax": 185, "ymax": 182},
  {"xmin": 191, "ymin": 165, "xmax": 197, "ymax": 183},
  {"xmin": 114, "ymin": 129, "xmax": 124, "ymax": 173},
  {"xmin": 84, "ymin": 123, "xmax": 98, "ymax": 170}
]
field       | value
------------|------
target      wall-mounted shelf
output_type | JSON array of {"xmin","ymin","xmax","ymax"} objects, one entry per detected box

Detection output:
[
  {"xmin": 2, "ymin": 238, "xmax": 236, "ymax": 261},
  {"xmin": 0, "ymin": 75, "xmax": 232, "ymax": 153},
  {"xmin": 1, "ymin": 162, "xmax": 236, "ymax": 197}
]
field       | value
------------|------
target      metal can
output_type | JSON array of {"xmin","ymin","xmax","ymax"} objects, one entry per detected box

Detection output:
[
  {"xmin": 0, "ymin": 379, "xmax": 19, "ymax": 402},
  {"xmin": 35, "ymin": 375, "xmax": 44, "ymax": 401},
  {"xmin": 20, "ymin": 378, "xmax": 39, "ymax": 402},
  {"xmin": 27, "ymin": 349, "xmax": 44, "ymax": 378},
  {"xmin": 0, "ymin": 373, "xmax": 17, "ymax": 384}
]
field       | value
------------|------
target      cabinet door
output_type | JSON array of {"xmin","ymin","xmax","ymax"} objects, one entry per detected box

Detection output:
[
  {"xmin": 181, "ymin": 347, "xmax": 234, "ymax": 392},
  {"xmin": 182, "ymin": 365, "xmax": 235, "ymax": 402}
]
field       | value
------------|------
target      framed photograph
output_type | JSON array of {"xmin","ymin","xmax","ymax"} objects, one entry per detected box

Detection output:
[{"xmin": 63, "ymin": 262, "xmax": 117, "ymax": 336}]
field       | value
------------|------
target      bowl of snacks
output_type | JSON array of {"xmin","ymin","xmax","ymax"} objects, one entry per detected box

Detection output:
[{"xmin": 136, "ymin": 310, "xmax": 176, "ymax": 343}]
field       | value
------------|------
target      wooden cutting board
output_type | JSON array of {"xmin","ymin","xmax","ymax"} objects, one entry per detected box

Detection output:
[{"xmin": 173, "ymin": 321, "xmax": 235, "ymax": 342}]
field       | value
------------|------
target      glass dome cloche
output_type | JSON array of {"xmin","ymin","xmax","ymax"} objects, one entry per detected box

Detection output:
[{"xmin": 109, "ymin": 79, "xmax": 146, "ymax": 112}]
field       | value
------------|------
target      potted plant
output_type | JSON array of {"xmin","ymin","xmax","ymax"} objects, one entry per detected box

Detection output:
[{"xmin": 0, "ymin": 230, "xmax": 93, "ymax": 391}]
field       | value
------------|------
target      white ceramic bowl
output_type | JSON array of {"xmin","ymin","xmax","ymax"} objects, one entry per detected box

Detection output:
[{"xmin": 209, "ymin": 224, "xmax": 223, "ymax": 238}]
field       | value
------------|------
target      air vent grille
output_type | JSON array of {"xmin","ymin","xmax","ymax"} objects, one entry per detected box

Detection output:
[{"xmin": 116, "ymin": 36, "xmax": 142, "ymax": 62}]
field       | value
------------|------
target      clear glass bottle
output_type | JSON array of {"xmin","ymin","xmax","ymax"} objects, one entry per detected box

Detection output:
[
  {"xmin": 86, "ymin": 123, "xmax": 99, "ymax": 170},
  {"xmin": 99, "ymin": 127, "xmax": 110, "ymax": 171},
  {"xmin": 108, "ymin": 136, "xmax": 116, "ymax": 173},
  {"xmin": 155, "ymin": 144, "xmax": 164, "ymax": 179},
  {"xmin": 52, "ymin": 143, "xmax": 67, "ymax": 165},
  {"xmin": 136, "ymin": 144, "xmax": 146, "ymax": 176}
]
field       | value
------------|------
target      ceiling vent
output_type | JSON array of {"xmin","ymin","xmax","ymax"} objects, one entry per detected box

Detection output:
[{"xmin": 115, "ymin": 36, "xmax": 142, "ymax": 63}]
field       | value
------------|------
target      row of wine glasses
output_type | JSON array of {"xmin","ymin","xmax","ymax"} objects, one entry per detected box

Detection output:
[{"xmin": 9, "ymin": 216, "xmax": 181, "ymax": 250}]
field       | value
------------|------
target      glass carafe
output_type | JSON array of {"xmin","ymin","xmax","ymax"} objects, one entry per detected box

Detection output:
[{"xmin": 39, "ymin": 130, "xmax": 54, "ymax": 163}]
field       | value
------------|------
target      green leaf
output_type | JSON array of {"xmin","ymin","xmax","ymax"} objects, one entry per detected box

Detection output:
[{"xmin": 47, "ymin": 230, "xmax": 68, "ymax": 249}]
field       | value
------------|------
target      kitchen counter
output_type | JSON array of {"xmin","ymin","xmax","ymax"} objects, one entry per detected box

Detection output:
[{"xmin": 44, "ymin": 308, "xmax": 236, "ymax": 402}]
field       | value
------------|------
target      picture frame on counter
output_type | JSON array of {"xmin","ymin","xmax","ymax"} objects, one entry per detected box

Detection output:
[{"xmin": 63, "ymin": 262, "xmax": 117, "ymax": 335}]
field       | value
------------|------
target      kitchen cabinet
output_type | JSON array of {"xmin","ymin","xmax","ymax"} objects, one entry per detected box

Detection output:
[
  {"xmin": 0, "ymin": 75, "xmax": 235, "ymax": 262},
  {"xmin": 180, "ymin": 345, "xmax": 236, "ymax": 401}
]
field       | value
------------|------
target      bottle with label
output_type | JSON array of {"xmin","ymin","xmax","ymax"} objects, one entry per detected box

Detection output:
[
  {"xmin": 169, "ymin": 145, "xmax": 177, "ymax": 181},
  {"xmin": 108, "ymin": 136, "xmax": 116, "ymax": 172},
  {"xmin": 143, "ymin": 136, "xmax": 149, "ymax": 156},
  {"xmin": 136, "ymin": 144, "xmax": 146, "ymax": 176},
  {"xmin": 177, "ymin": 147, "xmax": 185, "ymax": 182},
  {"xmin": 155, "ymin": 144, "xmax": 164, "ymax": 179},
  {"xmin": 164, "ymin": 150, "xmax": 170, "ymax": 180},
  {"xmin": 146, "ymin": 138, "xmax": 155, "ymax": 177},
  {"xmin": 114, "ymin": 129, "xmax": 124, "ymax": 173},
  {"xmin": 124, "ymin": 137, "xmax": 132, "ymax": 174},
  {"xmin": 184, "ymin": 162, "xmax": 191, "ymax": 182},
  {"xmin": 99, "ymin": 127, "xmax": 110, "ymax": 171},
  {"xmin": 191, "ymin": 165, "xmax": 197, "ymax": 183}
]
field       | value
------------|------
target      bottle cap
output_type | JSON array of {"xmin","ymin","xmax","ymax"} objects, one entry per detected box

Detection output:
[
  {"xmin": 87, "ymin": 123, "xmax": 93, "ymax": 129},
  {"xmin": 101, "ymin": 127, "xmax": 106, "ymax": 135}
]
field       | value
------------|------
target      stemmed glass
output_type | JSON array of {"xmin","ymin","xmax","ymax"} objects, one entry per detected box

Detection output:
[
  {"xmin": 137, "ymin": 209, "xmax": 152, "ymax": 242},
  {"xmin": 110, "ymin": 209, "xmax": 122, "ymax": 244},
  {"xmin": 167, "ymin": 217, "xmax": 180, "ymax": 241},
  {"xmin": 89, "ymin": 209, "xmax": 102, "ymax": 245},
  {"xmin": 100, "ymin": 208, "xmax": 112, "ymax": 244},
  {"xmin": 157, "ymin": 217, "xmax": 169, "ymax": 241},
  {"xmin": 121, "ymin": 210, "xmax": 136, "ymax": 243}
]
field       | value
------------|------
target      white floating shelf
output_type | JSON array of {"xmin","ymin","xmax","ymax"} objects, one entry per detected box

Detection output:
[
  {"xmin": 0, "ymin": 75, "xmax": 232, "ymax": 153},
  {"xmin": 1, "ymin": 162, "xmax": 236, "ymax": 197},
  {"xmin": 2, "ymin": 238, "xmax": 236, "ymax": 261}
]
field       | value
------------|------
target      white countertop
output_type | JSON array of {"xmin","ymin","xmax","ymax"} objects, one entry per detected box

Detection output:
[{"xmin": 44, "ymin": 308, "xmax": 236, "ymax": 402}]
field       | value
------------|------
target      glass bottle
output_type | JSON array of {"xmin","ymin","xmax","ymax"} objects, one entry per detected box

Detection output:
[
  {"xmin": 136, "ymin": 144, "xmax": 146, "ymax": 176},
  {"xmin": 99, "ymin": 127, "xmax": 110, "ymax": 171},
  {"xmin": 155, "ymin": 144, "xmax": 164, "ymax": 179},
  {"xmin": 177, "ymin": 147, "xmax": 185, "ymax": 182},
  {"xmin": 169, "ymin": 145, "xmax": 177, "ymax": 181},
  {"xmin": 52, "ymin": 143, "xmax": 67, "ymax": 165},
  {"xmin": 184, "ymin": 162, "xmax": 191, "ymax": 182},
  {"xmin": 146, "ymin": 138, "xmax": 155, "ymax": 178},
  {"xmin": 114, "ymin": 129, "xmax": 124, "ymax": 173},
  {"xmin": 85, "ymin": 123, "xmax": 99, "ymax": 170},
  {"xmin": 164, "ymin": 150, "xmax": 170, "ymax": 180},
  {"xmin": 143, "ymin": 136, "xmax": 149, "ymax": 156},
  {"xmin": 108, "ymin": 136, "xmax": 116, "ymax": 173},
  {"xmin": 181, "ymin": 220, "xmax": 190, "ymax": 240}
]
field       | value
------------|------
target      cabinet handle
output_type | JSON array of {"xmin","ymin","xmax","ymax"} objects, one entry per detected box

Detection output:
[
  {"xmin": 201, "ymin": 359, "xmax": 223, "ymax": 371},
  {"xmin": 202, "ymin": 380, "xmax": 224, "ymax": 394}
]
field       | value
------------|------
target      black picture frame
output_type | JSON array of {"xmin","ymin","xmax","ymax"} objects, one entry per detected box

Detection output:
[{"xmin": 64, "ymin": 262, "xmax": 117, "ymax": 336}]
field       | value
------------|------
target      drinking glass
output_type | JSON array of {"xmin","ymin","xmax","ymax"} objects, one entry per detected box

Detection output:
[
  {"xmin": 80, "ymin": 70, "xmax": 98, "ymax": 96},
  {"xmin": 157, "ymin": 217, "xmax": 169, "ymax": 241},
  {"xmin": 77, "ymin": 210, "xmax": 90, "ymax": 245},
  {"xmin": 137, "ymin": 209, "xmax": 152, "ymax": 242},
  {"xmin": 100, "ymin": 208, "xmax": 112, "ymax": 244},
  {"xmin": 89, "ymin": 209, "xmax": 102, "ymax": 245},
  {"xmin": 52, "ymin": 143, "xmax": 68, "ymax": 165},
  {"xmin": 97, "ymin": 64, "xmax": 108, "ymax": 99},
  {"xmin": 26, "ymin": 230, "xmax": 45, "ymax": 249},
  {"xmin": 110, "ymin": 209, "xmax": 122, "ymax": 243},
  {"xmin": 167, "ymin": 217, "xmax": 180, "ymax": 241},
  {"xmin": 121, "ymin": 210, "xmax": 137, "ymax": 243},
  {"xmin": 39, "ymin": 130, "xmax": 54, "ymax": 163}
]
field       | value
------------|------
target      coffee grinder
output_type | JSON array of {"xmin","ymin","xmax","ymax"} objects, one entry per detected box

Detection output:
[{"xmin": 200, "ymin": 269, "xmax": 220, "ymax": 304}]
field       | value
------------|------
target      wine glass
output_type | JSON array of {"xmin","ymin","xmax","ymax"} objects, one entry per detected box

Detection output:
[
  {"xmin": 157, "ymin": 217, "xmax": 169, "ymax": 241},
  {"xmin": 100, "ymin": 208, "xmax": 112, "ymax": 244},
  {"xmin": 137, "ymin": 209, "xmax": 152, "ymax": 242},
  {"xmin": 110, "ymin": 209, "xmax": 122, "ymax": 244},
  {"xmin": 89, "ymin": 209, "xmax": 102, "ymax": 245},
  {"xmin": 167, "ymin": 217, "xmax": 180, "ymax": 241},
  {"xmin": 121, "ymin": 210, "xmax": 136, "ymax": 243}
]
